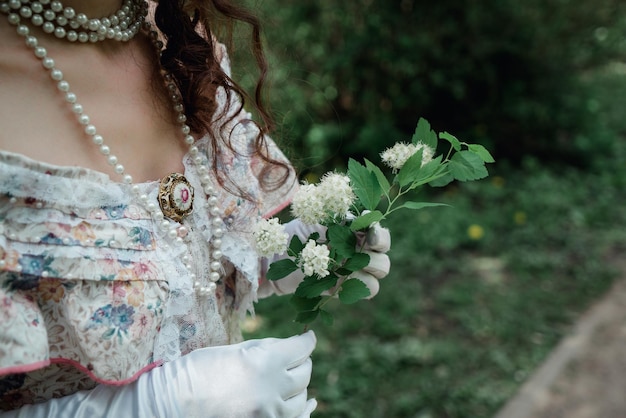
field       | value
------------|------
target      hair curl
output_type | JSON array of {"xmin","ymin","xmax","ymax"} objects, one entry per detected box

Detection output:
[{"xmin": 153, "ymin": 0, "xmax": 289, "ymax": 201}]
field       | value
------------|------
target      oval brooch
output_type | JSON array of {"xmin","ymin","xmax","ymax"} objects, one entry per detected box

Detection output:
[{"xmin": 158, "ymin": 173, "xmax": 195, "ymax": 223}]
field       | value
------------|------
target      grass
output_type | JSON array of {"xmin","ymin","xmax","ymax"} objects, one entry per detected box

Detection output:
[{"xmin": 244, "ymin": 66, "xmax": 626, "ymax": 417}]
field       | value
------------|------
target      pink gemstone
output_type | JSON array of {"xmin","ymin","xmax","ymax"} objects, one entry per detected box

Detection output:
[{"xmin": 181, "ymin": 188, "xmax": 189, "ymax": 203}]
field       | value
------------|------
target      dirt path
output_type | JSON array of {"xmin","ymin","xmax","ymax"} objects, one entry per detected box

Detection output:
[{"xmin": 493, "ymin": 275, "xmax": 626, "ymax": 418}]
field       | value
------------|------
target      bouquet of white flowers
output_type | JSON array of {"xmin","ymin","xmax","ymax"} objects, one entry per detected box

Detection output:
[{"xmin": 254, "ymin": 118, "xmax": 494, "ymax": 326}]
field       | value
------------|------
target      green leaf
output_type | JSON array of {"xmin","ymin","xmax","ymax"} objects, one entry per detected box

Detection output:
[
  {"xmin": 449, "ymin": 151, "xmax": 489, "ymax": 181},
  {"xmin": 429, "ymin": 171, "xmax": 454, "ymax": 187},
  {"xmin": 439, "ymin": 131, "xmax": 462, "ymax": 151},
  {"xmin": 266, "ymin": 258, "xmax": 299, "ymax": 281},
  {"xmin": 288, "ymin": 235, "xmax": 304, "ymax": 255},
  {"xmin": 396, "ymin": 201, "xmax": 450, "ymax": 211},
  {"xmin": 327, "ymin": 224, "xmax": 356, "ymax": 259},
  {"xmin": 319, "ymin": 309, "xmax": 334, "ymax": 326},
  {"xmin": 295, "ymin": 275, "xmax": 338, "ymax": 298},
  {"xmin": 396, "ymin": 148, "xmax": 424, "ymax": 187},
  {"xmin": 338, "ymin": 278, "xmax": 371, "ymax": 304},
  {"xmin": 290, "ymin": 295, "xmax": 322, "ymax": 312},
  {"xmin": 408, "ymin": 155, "xmax": 443, "ymax": 187},
  {"xmin": 342, "ymin": 253, "xmax": 371, "ymax": 272},
  {"xmin": 468, "ymin": 144, "xmax": 496, "ymax": 163},
  {"xmin": 348, "ymin": 159, "xmax": 383, "ymax": 210},
  {"xmin": 349, "ymin": 210, "xmax": 384, "ymax": 231},
  {"xmin": 307, "ymin": 232, "xmax": 320, "ymax": 242},
  {"xmin": 295, "ymin": 310, "xmax": 319, "ymax": 324},
  {"xmin": 413, "ymin": 117, "xmax": 438, "ymax": 150},
  {"xmin": 364, "ymin": 158, "xmax": 390, "ymax": 191}
]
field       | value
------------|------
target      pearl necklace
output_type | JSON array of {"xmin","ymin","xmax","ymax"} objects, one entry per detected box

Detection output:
[
  {"xmin": 2, "ymin": 2, "xmax": 224, "ymax": 296},
  {"xmin": 0, "ymin": 0, "xmax": 146, "ymax": 42}
]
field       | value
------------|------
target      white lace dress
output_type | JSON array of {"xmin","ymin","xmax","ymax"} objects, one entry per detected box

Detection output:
[{"xmin": 0, "ymin": 45, "xmax": 297, "ymax": 410}]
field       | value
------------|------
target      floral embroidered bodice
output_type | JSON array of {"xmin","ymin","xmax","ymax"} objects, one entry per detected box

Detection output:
[{"xmin": 0, "ymin": 45, "xmax": 297, "ymax": 410}]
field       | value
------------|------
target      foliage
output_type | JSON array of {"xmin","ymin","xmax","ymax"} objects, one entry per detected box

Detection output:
[
  {"xmin": 244, "ymin": 64, "xmax": 626, "ymax": 417},
  {"xmin": 263, "ymin": 118, "xmax": 493, "ymax": 327},
  {"xmin": 233, "ymin": 0, "xmax": 626, "ymax": 174}
]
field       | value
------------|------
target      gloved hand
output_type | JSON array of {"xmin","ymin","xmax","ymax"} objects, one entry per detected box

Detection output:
[
  {"xmin": 259, "ymin": 219, "xmax": 391, "ymax": 298},
  {"xmin": 1, "ymin": 332, "xmax": 317, "ymax": 418}
]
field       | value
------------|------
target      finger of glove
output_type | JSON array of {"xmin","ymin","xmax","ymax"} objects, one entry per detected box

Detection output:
[
  {"xmin": 280, "ymin": 390, "xmax": 311, "ymax": 418},
  {"xmin": 281, "ymin": 357, "xmax": 313, "ymax": 400},
  {"xmin": 297, "ymin": 398, "xmax": 318, "ymax": 418},
  {"xmin": 364, "ymin": 224, "xmax": 391, "ymax": 252},
  {"xmin": 270, "ymin": 331, "xmax": 317, "ymax": 370},
  {"xmin": 351, "ymin": 271, "xmax": 380, "ymax": 299},
  {"xmin": 361, "ymin": 251, "xmax": 390, "ymax": 279},
  {"xmin": 285, "ymin": 219, "xmax": 327, "ymax": 242}
]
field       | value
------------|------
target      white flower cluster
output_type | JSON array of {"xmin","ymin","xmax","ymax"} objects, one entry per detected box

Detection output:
[
  {"xmin": 299, "ymin": 239, "xmax": 331, "ymax": 277},
  {"xmin": 253, "ymin": 217, "xmax": 289, "ymax": 257},
  {"xmin": 291, "ymin": 172, "xmax": 356, "ymax": 225},
  {"xmin": 380, "ymin": 141, "xmax": 434, "ymax": 172}
]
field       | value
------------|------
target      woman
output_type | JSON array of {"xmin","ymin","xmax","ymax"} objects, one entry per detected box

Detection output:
[{"xmin": 0, "ymin": 0, "xmax": 390, "ymax": 416}]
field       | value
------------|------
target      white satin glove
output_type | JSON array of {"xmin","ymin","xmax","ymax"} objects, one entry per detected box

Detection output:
[
  {"xmin": 259, "ymin": 219, "xmax": 391, "ymax": 298},
  {"xmin": 1, "ymin": 332, "xmax": 317, "ymax": 418}
]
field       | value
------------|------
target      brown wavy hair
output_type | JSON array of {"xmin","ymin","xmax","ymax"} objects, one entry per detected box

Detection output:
[{"xmin": 153, "ymin": 0, "xmax": 289, "ymax": 200}]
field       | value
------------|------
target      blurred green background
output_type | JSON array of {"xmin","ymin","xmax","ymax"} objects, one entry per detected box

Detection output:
[{"xmin": 231, "ymin": 1, "xmax": 626, "ymax": 417}]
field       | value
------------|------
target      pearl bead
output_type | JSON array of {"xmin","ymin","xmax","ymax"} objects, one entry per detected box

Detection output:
[
  {"xmin": 99, "ymin": 145, "xmax": 110, "ymax": 155},
  {"xmin": 31, "ymin": 3, "xmax": 43, "ymax": 13},
  {"xmin": 43, "ymin": 58, "xmax": 55, "ymax": 70},
  {"xmin": 16, "ymin": 24, "xmax": 28, "ymax": 35},
  {"xmin": 19, "ymin": 7, "xmax": 32, "ymax": 19},
  {"xmin": 207, "ymin": 282, "xmax": 217, "ymax": 293},
  {"xmin": 85, "ymin": 125, "xmax": 96, "ymax": 135},
  {"xmin": 25, "ymin": 35, "xmax": 37, "ymax": 47},
  {"xmin": 8, "ymin": 0, "xmax": 20, "ymax": 10},
  {"xmin": 168, "ymin": 229, "xmax": 178, "ymax": 239},
  {"xmin": 63, "ymin": 7, "xmax": 75, "ymax": 19},
  {"xmin": 114, "ymin": 164, "xmax": 124, "ymax": 174},
  {"xmin": 78, "ymin": 32, "xmax": 88, "ymax": 42},
  {"xmin": 209, "ymin": 272, "xmax": 220, "ymax": 282},
  {"xmin": 32, "ymin": 15, "xmax": 43, "ymax": 26},
  {"xmin": 57, "ymin": 80, "xmax": 70, "ymax": 92},
  {"xmin": 210, "ymin": 261, "xmax": 221, "ymax": 272},
  {"xmin": 34, "ymin": 46, "xmax": 47, "ymax": 58},
  {"xmin": 75, "ymin": 13, "xmax": 87, "ymax": 25},
  {"xmin": 54, "ymin": 27, "xmax": 66, "ymax": 38},
  {"xmin": 78, "ymin": 114, "xmax": 90, "ymax": 125},
  {"xmin": 146, "ymin": 202, "xmax": 156, "ymax": 212},
  {"xmin": 42, "ymin": 22, "xmax": 55, "ymax": 33},
  {"xmin": 50, "ymin": 69, "xmax": 63, "ymax": 81},
  {"xmin": 123, "ymin": 174, "xmax": 133, "ymax": 184},
  {"xmin": 7, "ymin": 12, "xmax": 19, "ymax": 25},
  {"xmin": 107, "ymin": 155, "xmax": 118, "ymax": 165},
  {"xmin": 50, "ymin": 1, "xmax": 62, "ymax": 12},
  {"xmin": 212, "ymin": 250, "xmax": 223, "ymax": 260},
  {"xmin": 92, "ymin": 134, "xmax": 104, "ymax": 145},
  {"xmin": 67, "ymin": 31, "xmax": 78, "ymax": 42}
]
